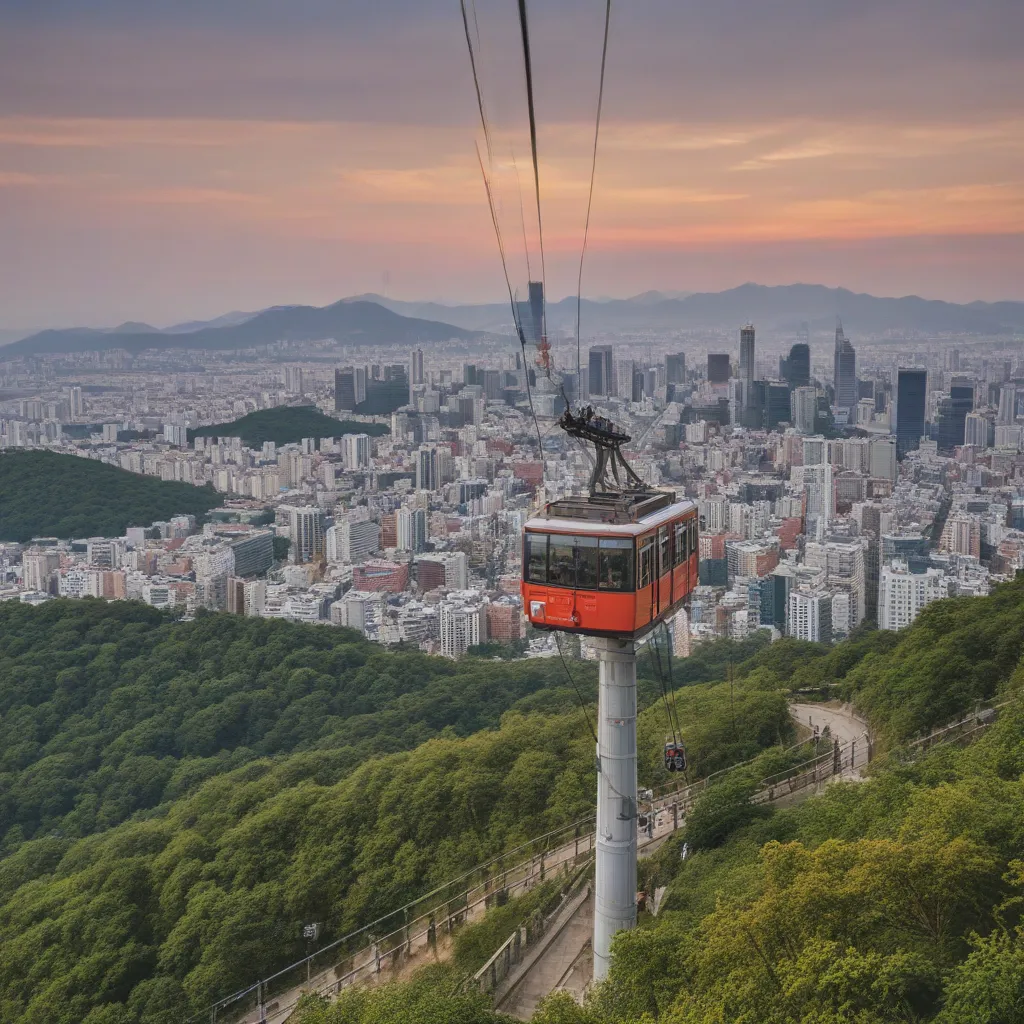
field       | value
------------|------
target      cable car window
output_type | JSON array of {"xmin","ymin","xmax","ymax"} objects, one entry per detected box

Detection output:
[
  {"xmin": 598, "ymin": 538, "xmax": 633, "ymax": 591},
  {"xmin": 525, "ymin": 533, "xmax": 547, "ymax": 583},
  {"xmin": 548, "ymin": 536, "xmax": 576, "ymax": 588},
  {"xmin": 638, "ymin": 537, "xmax": 655, "ymax": 589},
  {"xmin": 689, "ymin": 519, "xmax": 698, "ymax": 555},
  {"xmin": 659, "ymin": 526, "xmax": 670, "ymax": 577},
  {"xmin": 576, "ymin": 536, "xmax": 599, "ymax": 589},
  {"xmin": 674, "ymin": 521, "xmax": 687, "ymax": 566}
]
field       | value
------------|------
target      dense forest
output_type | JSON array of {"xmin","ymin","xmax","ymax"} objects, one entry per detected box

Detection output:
[
  {"xmin": 289, "ymin": 580, "xmax": 1024, "ymax": 1024},
  {"xmin": 188, "ymin": 406, "xmax": 390, "ymax": 447},
  {"xmin": 0, "ymin": 450, "xmax": 222, "ymax": 542},
  {"xmin": 3, "ymin": 580, "xmax": 1024, "ymax": 1023}
]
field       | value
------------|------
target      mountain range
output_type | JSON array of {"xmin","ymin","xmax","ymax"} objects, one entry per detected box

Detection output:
[
  {"xmin": 358, "ymin": 283, "xmax": 1024, "ymax": 336},
  {"xmin": 3, "ymin": 284, "xmax": 1023, "ymax": 356},
  {"xmin": 2, "ymin": 300, "xmax": 480, "ymax": 357}
]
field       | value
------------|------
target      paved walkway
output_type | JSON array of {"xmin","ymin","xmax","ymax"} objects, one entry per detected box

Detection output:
[{"xmin": 790, "ymin": 701, "xmax": 870, "ymax": 748}]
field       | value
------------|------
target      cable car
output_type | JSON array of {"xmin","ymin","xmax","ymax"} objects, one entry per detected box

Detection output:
[
  {"xmin": 664, "ymin": 741, "xmax": 687, "ymax": 773},
  {"xmin": 521, "ymin": 489, "xmax": 698, "ymax": 639}
]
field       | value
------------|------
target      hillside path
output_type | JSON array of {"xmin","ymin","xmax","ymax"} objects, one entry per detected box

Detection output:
[{"xmin": 790, "ymin": 702, "xmax": 870, "ymax": 748}]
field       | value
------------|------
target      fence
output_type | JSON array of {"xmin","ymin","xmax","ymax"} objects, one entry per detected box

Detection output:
[
  {"xmin": 470, "ymin": 864, "xmax": 593, "ymax": 997},
  {"xmin": 195, "ymin": 696, "xmax": 1014, "ymax": 1023}
]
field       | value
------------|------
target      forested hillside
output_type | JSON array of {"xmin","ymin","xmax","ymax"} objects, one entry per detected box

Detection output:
[
  {"xmin": 5, "ymin": 579, "xmax": 1024, "ymax": 1023},
  {"xmin": 0, "ymin": 450, "xmax": 222, "ymax": 542},
  {"xmin": 188, "ymin": 406, "xmax": 390, "ymax": 447},
  {"xmin": 291, "ymin": 579, "xmax": 1024, "ymax": 1024}
]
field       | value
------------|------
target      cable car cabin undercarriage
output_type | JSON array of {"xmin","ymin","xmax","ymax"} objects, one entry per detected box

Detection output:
[{"xmin": 521, "ymin": 409, "xmax": 699, "ymax": 640}]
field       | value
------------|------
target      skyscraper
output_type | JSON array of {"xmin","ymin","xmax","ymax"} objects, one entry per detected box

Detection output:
[
  {"xmin": 895, "ymin": 368, "xmax": 927, "ymax": 458},
  {"xmin": 707, "ymin": 354, "xmax": 731, "ymax": 384},
  {"xmin": 739, "ymin": 323, "xmax": 755, "ymax": 392},
  {"xmin": 833, "ymin": 322, "xmax": 857, "ymax": 410},
  {"xmin": 781, "ymin": 343, "xmax": 810, "ymax": 390},
  {"xmin": 288, "ymin": 507, "xmax": 325, "ymax": 564},
  {"xmin": 410, "ymin": 349, "xmax": 424, "ymax": 386},
  {"xmin": 335, "ymin": 366, "xmax": 367, "ymax": 412},
  {"xmin": 665, "ymin": 352, "xmax": 686, "ymax": 385},
  {"xmin": 588, "ymin": 345, "xmax": 615, "ymax": 396},
  {"xmin": 936, "ymin": 381, "xmax": 974, "ymax": 452}
]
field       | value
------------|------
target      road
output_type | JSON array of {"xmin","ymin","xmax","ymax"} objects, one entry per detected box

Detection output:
[{"xmin": 790, "ymin": 702, "xmax": 870, "ymax": 748}]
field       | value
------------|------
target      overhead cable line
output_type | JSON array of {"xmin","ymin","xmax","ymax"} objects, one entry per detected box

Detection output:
[
  {"xmin": 575, "ymin": 0, "xmax": 612, "ymax": 390},
  {"xmin": 516, "ymin": 0, "xmax": 547, "ymax": 345},
  {"xmin": 555, "ymin": 632, "xmax": 598, "ymax": 744}
]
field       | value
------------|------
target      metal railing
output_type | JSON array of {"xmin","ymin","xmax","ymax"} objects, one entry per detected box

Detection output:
[{"xmin": 193, "ymin": 695, "xmax": 1015, "ymax": 1023}]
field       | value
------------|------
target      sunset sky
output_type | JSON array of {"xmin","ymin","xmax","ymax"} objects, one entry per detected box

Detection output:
[{"xmin": 1, "ymin": 0, "xmax": 1022, "ymax": 328}]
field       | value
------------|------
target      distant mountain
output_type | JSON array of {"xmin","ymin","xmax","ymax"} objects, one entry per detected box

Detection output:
[
  {"xmin": 359, "ymin": 284, "xmax": 1024, "ymax": 336},
  {"xmin": 110, "ymin": 321, "xmax": 159, "ymax": 334},
  {"xmin": 164, "ymin": 310, "xmax": 260, "ymax": 333},
  {"xmin": 5, "ymin": 299, "xmax": 481, "ymax": 356}
]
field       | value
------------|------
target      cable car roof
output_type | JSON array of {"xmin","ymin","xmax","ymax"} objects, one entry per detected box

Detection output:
[{"xmin": 524, "ymin": 497, "xmax": 696, "ymax": 538}]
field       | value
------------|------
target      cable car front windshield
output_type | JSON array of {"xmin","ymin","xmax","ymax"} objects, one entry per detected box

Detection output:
[{"xmin": 524, "ymin": 533, "xmax": 633, "ymax": 592}]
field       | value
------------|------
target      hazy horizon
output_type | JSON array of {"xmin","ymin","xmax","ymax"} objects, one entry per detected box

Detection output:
[{"xmin": 1, "ymin": 0, "xmax": 1022, "ymax": 329}]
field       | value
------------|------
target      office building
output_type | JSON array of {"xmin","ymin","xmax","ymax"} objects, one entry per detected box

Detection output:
[
  {"xmin": 440, "ymin": 591, "xmax": 486, "ymax": 658},
  {"xmin": 588, "ymin": 345, "xmax": 615, "ymax": 397},
  {"xmin": 833, "ymin": 322, "xmax": 857, "ymax": 410},
  {"xmin": 517, "ymin": 281, "xmax": 545, "ymax": 347},
  {"xmin": 935, "ymin": 381, "xmax": 974, "ymax": 452},
  {"xmin": 780, "ymin": 343, "xmax": 811, "ymax": 390},
  {"xmin": 878, "ymin": 560, "xmax": 945, "ymax": 631},
  {"xmin": 707, "ymin": 354, "xmax": 731, "ymax": 384},
  {"xmin": 343, "ymin": 433, "xmax": 370, "ymax": 470},
  {"xmin": 288, "ymin": 506, "xmax": 325, "ymax": 563},
  {"xmin": 868, "ymin": 437, "xmax": 897, "ymax": 482},
  {"xmin": 352, "ymin": 559, "xmax": 410, "ymax": 593},
  {"xmin": 326, "ymin": 514, "xmax": 380, "ymax": 564},
  {"xmin": 739, "ymin": 323, "xmax": 756, "ymax": 414},
  {"xmin": 416, "ymin": 446, "xmax": 438, "ymax": 491},
  {"xmin": 229, "ymin": 530, "xmax": 275, "ymax": 577},
  {"xmin": 396, "ymin": 507, "xmax": 427, "ymax": 553},
  {"xmin": 997, "ymin": 385, "xmax": 1016, "ymax": 426},
  {"xmin": 410, "ymin": 349, "xmax": 424, "ymax": 386},
  {"xmin": 666, "ymin": 353, "xmax": 686, "ymax": 386},
  {"xmin": 335, "ymin": 366, "xmax": 367, "ymax": 412},
  {"xmin": 787, "ymin": 589, "xmax": 832, "ymax": 643},
  {"xmin": 793, "ymin": 387, "xmax": 817, "ymax": 434},
  {"xmin": 895, "ymin": 369, "xmax": 927, "ymax": 458},
  {"xmin": 964, "ymin": 412, "xmax": 991, "ymax": 449}
]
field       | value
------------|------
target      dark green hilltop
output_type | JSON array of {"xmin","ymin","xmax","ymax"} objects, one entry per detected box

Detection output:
[
  {"xmin": 0, "ymin": 449, "xmax": 222, "ymax": 543},
  {"xmin": 188, "ymin": 405, "xmax": 390, "ymax": 448}
]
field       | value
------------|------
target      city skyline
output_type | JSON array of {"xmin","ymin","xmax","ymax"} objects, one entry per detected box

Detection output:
[{"xmin": 1, "ymin": 0, "xmax": 1022, "ymax": 328}]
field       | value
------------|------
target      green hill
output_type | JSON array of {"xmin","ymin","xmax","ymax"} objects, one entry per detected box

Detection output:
[
  {"xmin": 0, "ymin": 449, "xmax": 222, "ymax": 542},
  {"xmin": 6, "ymin": 579, "xmax": 1024, "ymax": 1024},
  {"xmin": 188, "ymin": 406, "xmax": 390, "ymax": 447}
]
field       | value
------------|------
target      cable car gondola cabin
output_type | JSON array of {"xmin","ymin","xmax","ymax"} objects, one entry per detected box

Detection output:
[{"xmin": 521, "ymin": 491, "xmax": 698, "ymax": 639}]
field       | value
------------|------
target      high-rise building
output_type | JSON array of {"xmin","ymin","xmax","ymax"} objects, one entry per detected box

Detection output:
[
  {"xmin": 964, "ymin": 412, "xmax": 991, "ymax": 449},
  {"xmin": 416, "ymin": 446, "xmax": 438, "ymax": 491},
  {"xmin": 588, "ymin": 345, "xmax": 615, "ymax": 396},
  {"xmin": 440, "ymin": 592, "xmax": 486, "ymax": 658},
  {"xmin": 288, "ymin": 506, "xmax": 325, "ymax": 564},
  {"xmin": 665, "ymin": 353, "xmax": 686, "ymax": 385},
  {"xmin": 787, "ymin": 588, "xmax": 832, "ymax": 643},
  {"xmin": 516, "ymin": 281, "xmax": 545, "ymax": 347},
  {"xmin": 335, "ymin": 366, "xmax": 367, "ymax": 412},
  {"xmin": 283, "ymin": 366, "xmax": 304, "ymax": 394},
  {"xmin": 66, "ymin": 386, "xmax": 84, "ymax": 420},
  {"xmin": 936, "ymin": 382, "xmax": 974, "ymax": 452},
  {"xmin": 341, "ymin": 433, "xmax": 370, "ymax": 471},
  {"xmin": 739, "ymin": 323, "xmax": 756, "ymax": 410},
  {"xmin": 396, "ymin": 507, "xmax": 427, "ymax": 553},
  {"xmin": 707, "ymin": 354, "xmax": 731, "ymax": 384},
  {"xmin": 895, "ymin": 368, "xmax": 927, "ymax": 458},
  {"xmin": 868, "ymin": 437, "xmax": 897, "ymax": 482},
  {"xmin": 833, "ymin": 322, "xmax": 857, "ymax": 410},
  {"xmin": 781, "ymin": 343, "xmax": 811, "ymax": 390},
  {"xmin": 997, "ymin": 385, "xmax": 1016, "ymax": 426},
  {"xmin": 410, "ymin": 349, "xmax": 424, "ymax": 386},
  {"xmin": 22, "ymin": 548, "xmax": 60, "ymax": 593},
  {"xmin": 793, "ymin": 387, "xmax": 818, "ymax": 434},
  {"xmin": 878, "ymin": 559, "xmax": 945, "ymax": 631}
]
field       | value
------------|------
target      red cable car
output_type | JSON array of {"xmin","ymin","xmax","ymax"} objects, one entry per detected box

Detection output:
[{"xmin": 521, "ymin": 489, "xmax": 698, "ymax": 639}]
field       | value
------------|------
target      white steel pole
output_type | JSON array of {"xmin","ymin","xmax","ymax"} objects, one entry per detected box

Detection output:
[{"xmin": 592, "ymin": 636, "xmax": 638, "ymax": 982}]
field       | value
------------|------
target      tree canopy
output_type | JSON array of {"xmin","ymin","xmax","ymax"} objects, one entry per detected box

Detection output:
[
  {"xmin": 188, "ymin": 406, "xmax": 389, "ymax": 447},
  {"xmin": 0, "ymin": 450, "xmax": 222, "ymax": 542}
]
